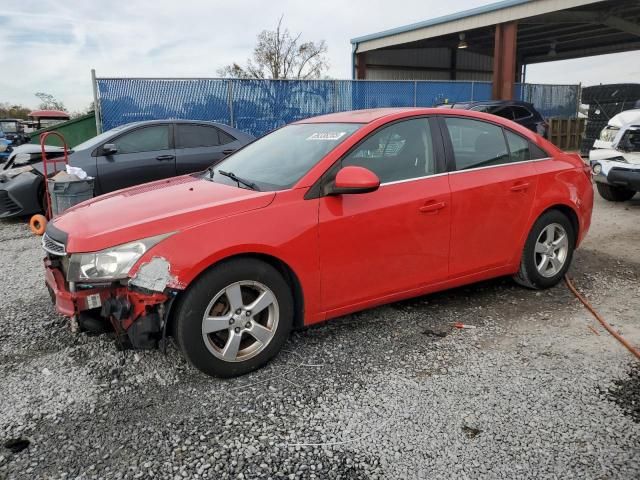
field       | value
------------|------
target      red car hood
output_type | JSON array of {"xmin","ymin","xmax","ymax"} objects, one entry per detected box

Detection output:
[{"xmin": 53, "ymin": 175, "xmax": 276, "ymax": 252}]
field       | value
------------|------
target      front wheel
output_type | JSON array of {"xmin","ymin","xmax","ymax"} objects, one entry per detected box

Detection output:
[
  {"xmin": 174, "ymin": 258, "xmax": 293, "ymax": 377},
  {"xmin": 596, "ymin": 182, "xmax": 636, "ymax": 202},
  {"xmin": 514, "ymin": 210, "xmax": 575, "ymax": 289}
]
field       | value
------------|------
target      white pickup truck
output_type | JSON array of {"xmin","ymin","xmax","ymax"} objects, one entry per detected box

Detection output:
[{"xmin": 589, "ymin": 109, "xmax": 640, "ymax": 201}]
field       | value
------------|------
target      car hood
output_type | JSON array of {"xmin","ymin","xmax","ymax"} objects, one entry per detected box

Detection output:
[
  {"xmin": 4, "ymin": 143, "xmax": 66, "ymax": 170},
  {"xmin": 52, "ymin": 175, "xmax": 276, "ymax": 252},
  {"xmin": 606, "ymin": 109, "xmax": 640, "ymax": 128}
]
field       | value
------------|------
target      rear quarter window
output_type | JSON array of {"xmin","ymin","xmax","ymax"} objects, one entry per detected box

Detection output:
[{"xmin": 505, "ymin": 130, "xmax": 548, "ymax": 161}]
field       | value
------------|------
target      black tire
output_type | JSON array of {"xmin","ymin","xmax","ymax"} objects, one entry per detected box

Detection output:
[
  {"xmin": 174, "ymin": 258, "xmax": 293, "ymax": 378},
  {"xmin": 596, "ymin": 182, "xmax": 636, "ymax": 202},
  {"xmin": 514, "ymin": 210, "xmax": 575, "ymax": 289}
]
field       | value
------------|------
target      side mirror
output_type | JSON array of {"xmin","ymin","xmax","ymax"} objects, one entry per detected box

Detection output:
[
  {"xmin": 329, "ymin": 166, "xmax": 380, "ymax": 195},
  {"xmin": 103, "ymin": 143, "xmax": 118, "ymax": 155}
]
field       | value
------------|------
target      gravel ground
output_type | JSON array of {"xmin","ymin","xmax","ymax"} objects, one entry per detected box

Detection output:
[{"xmin": 0, "ymin": 192, "xmax": 639, "ymax": 479}]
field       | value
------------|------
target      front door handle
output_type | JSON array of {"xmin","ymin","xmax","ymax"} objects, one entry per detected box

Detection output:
[
  {"xmin": 156, "ymin": 155, "xmax": 175, "ymax": 161},
  {"xmin": 222, "ymin": 149, "xmax": 236, "ymax": 155},
  {"xmin": 510, "ymin": 182, "xmax": 530, "ymax": 192},
  {"xmin": 419, "ymin": 200, "xmax": 447, "ymax": 214}
]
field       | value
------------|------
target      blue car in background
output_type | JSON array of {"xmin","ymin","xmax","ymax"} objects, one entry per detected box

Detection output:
[{"xmin": 0, "ymin": 131, "xmax": 12, "ymax": 162}]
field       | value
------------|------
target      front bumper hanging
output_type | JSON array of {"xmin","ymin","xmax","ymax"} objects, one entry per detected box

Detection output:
[{"xmin": 44, "ymin": 257, "xmax": 172, "ymax": 349}]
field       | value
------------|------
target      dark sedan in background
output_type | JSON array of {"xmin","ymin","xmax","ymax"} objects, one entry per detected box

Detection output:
[
  {"xmin": 437, "ymin": 100, "xmax": 548, "ymax": 138},
  {"xmin": 0, "ymin": 120, "xmax": 253, "ymax": 218}
]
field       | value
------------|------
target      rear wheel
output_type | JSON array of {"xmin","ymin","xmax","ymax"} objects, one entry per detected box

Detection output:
[
  {"xmin": 514, "ymin": 210, "xmax": 575, "ymax": 289},
  {"xmin": 174, "ymin": 258, "xmax": 293, "ymax": 377},
  {"xmin": 596, "ymin": 182, "xmax": 636, "ymax": 202}
]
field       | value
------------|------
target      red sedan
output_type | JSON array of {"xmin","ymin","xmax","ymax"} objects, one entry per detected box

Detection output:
[{"xmin": 43, "ymin": 108, "xmax": 593, "ymax": 377}]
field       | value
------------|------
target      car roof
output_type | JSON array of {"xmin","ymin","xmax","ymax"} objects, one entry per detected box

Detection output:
[
  {"xmin": 110, "ymin": 119, "xmax": 253, "ymax": 139},
  {"xmin": 454, "ymin": 100, "xmax": 535, "ymax": 108},
  {"xmin": 296, "ymin": 108, "xmax": 447, "ymax": 124},
  {"xmin": 118, "ymin": 119, "xmax": 229, "ymax": 128}
]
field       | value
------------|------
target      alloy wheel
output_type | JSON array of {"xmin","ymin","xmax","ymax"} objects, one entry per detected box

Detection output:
[
  {"xmin": 534, "ymin": 223, "xmax": 569, "ymax": 278},
  {"xmin": 201, "ymin": 280, "xmax": 279, "ymax": 362}
]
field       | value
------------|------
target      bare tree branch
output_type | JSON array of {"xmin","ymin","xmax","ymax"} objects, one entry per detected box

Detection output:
[{"xmin": 218, "ymin": 15, "xmax": 329, "ymax": 80}]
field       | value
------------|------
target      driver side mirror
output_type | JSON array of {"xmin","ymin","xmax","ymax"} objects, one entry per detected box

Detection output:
[
  {"xmin": 103, "ymin": 143, "xmax": 118, "ymax": 155},
  {"xmin": 328, "ymin": 166, "xmax": 380, "ymax": 195}
]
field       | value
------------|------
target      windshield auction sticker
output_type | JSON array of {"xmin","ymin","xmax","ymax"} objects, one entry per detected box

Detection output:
[{"xmin": 306, "ymin": 132, "xmax": 347, "ymax": 141}]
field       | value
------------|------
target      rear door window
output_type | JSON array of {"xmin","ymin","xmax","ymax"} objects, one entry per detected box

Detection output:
[
  {"xmin": 510, "ymin": 106, "xmax": 533, "ymax": 120},
  {"xmin": 443, "ymin": 117, "xmax": 509, "ymax": 170},
  {"xmin": 176, "ymin": 124, "xmax": 221, "ymax": 148},
  {"xmin": 114, "ymin": 126, "xmax": 170, "ymax": 154}
]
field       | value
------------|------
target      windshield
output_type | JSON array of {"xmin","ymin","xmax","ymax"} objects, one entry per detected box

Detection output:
[
  {"xmin": 211, "ymin": 123, "xmax": 362, "ymax": 191},
  {"xmin": 0, "ymin": 121, "xmax": 18, "ymax": 133},
  {"xmin": 72, "ymin": 124, "xmax": 129, "ymax": 150}
]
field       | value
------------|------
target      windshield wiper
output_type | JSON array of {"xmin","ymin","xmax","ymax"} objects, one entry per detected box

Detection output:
[{"xmin": 217, "ymin": 170, "xmax": 259, "ymax": 191}]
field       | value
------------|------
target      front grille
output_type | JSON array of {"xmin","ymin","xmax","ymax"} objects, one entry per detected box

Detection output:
[
  {"xmin": 0, "ymin": 190, "xmax": 21, "ymax": 216},
  {"xmin": 42, "ymin": 232, "xmax": 66, "ymax": 256}
]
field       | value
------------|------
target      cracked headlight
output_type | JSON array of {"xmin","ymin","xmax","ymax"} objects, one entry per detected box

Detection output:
[
  {"xmin": 66, "ymin": 233, "xmax": 173, "ymax": 282},
  {"xmin": 599, "ymin": 126, "xmax": 619, "ymax": 143}
]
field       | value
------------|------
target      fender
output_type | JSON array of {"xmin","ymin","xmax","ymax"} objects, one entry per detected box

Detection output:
[{"xmin": 128, "ymin": 189, "xmax": 323, "ymax": 324}]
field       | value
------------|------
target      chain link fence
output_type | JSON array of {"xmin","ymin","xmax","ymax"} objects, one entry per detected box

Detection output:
[{"xmin": 96, "ymin": 78, "xmax": 579, "ymax": 137}]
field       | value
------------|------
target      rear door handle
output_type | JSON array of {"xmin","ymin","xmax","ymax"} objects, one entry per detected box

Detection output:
[
  {"xmin": 510, "ymin": 182, "xmax": 530, "ymax": 192},
  {"xmin": 419, "ymin": 200, "xmax": 447, "ymax": 214},
  {"xmin": 156, "ymin": 155, "xmax": 175, "ymax": 161},
  {"xmin": 222, "ymin": 149, "xmax": 236, "ymax": 155}
]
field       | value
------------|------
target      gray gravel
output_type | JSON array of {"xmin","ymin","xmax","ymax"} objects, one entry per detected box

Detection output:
[{"xmin": 0, "ymin": 194, "xmax": 639, "ymax": 479}]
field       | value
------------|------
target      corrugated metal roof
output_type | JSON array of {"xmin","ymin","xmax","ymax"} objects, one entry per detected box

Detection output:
[{"xmin": 351, "ymin": 0, "xmax": 604, "ymax": 52}]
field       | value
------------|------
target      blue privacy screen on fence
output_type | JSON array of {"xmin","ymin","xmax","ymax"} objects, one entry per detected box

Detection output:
[{"xmin": 97, "ymin": 78, "xmax": 579, "ymax": 137}]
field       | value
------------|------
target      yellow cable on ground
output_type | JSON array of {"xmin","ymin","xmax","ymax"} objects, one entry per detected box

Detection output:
[{"xmin": 564, "ymin": 275, "xmax": 640, "ymax": 360}]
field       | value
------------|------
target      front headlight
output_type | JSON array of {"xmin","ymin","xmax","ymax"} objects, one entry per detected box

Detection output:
[
  {"xmin": 599, "ymin": 127, "xmax": 619, "ymax": 142},
  {"xmin": 67, "ymin": 233, "xmax": 173, "ymax": 282},
  {"xmin": 13, "ymin": 153, "xmax": 34, "ymax": 164},
  {"xmin": 0, "ymin": 143, "xmax": 7, "ymax": 152}
]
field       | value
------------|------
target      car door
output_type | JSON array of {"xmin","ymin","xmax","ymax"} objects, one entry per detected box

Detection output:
[
  {"xmin": 96, "ymin": 124, "xmax": 176, "ymax": 193},
  {"xmin": 318, "ymin": 117, "xmax": 451, "ymax": 312},
  {"xmin": 175, "ymin": 123, "xmax": 239, "ymax": 175},
  {"xmin": 440, "ymin": 116, "xmax": 540, "ymax": 277}
]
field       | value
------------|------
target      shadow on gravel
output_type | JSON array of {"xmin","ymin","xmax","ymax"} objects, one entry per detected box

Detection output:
[
  {"xmin": 605, "ymin": 364, "xmax": 640, "ymax": 423},
  {"xmin": 3, "ymin": 437, "xmax": 30, "ymax": 453}
]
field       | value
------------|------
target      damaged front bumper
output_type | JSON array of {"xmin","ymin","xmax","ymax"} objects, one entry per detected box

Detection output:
[
  {"xmin": 44, "ymin": 256, "xmax": 175, "ymax": 349},
  {"xmin": 589, "ymin": 158, "xmax": 640, "ymax": 190}
]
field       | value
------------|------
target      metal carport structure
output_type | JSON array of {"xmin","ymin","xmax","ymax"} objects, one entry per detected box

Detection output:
[{"xmin": 351, "ymin": 0, "xmax": 640, "ymax": 99}]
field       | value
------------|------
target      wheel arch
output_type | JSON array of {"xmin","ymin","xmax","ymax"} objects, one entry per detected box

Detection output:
[
  {"xmin": 542, "ymin": 204, "xmax": 580, "ymax": 246},
  {"xmin": 169, "ymin": 252, "xmax": 305, "ymax": 333}
]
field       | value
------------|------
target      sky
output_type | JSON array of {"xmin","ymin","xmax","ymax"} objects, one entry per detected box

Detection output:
[{"xmin": 1, "ymin": 0, "xmax": 639, "ymax": 111}]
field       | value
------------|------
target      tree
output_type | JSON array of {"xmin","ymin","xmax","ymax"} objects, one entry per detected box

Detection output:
[
  {"xmin": 35, "ymin": 92, "xmax": 66, "ymax": 111},
  {"xmin": 0, "ymin": 102, "xmax": 31, "ymax": 119},
  {"xmin": 219, "ymin": 16, "xmax": 328, "ymax": 80}
]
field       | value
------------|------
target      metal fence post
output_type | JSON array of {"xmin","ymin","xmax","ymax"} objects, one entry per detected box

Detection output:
[
  {"xmin": 471, "ymin": 81, "xmax": 475, "ymax": 101},
  {"xmin": 333, "ymin": 80, "xmax": 338, "ymax": 113},
  {"xmin": 414, "ymin": 81, "xmax": 417, "ymax": 106},
  {"xmin": 91, "ymin": 69, "xmax": 102, "ymax": 134},
  {"xmin": 576, "ymin": 82, "xmax": 582, "ymax": 118},
  {"xmin": 227, "ymin": 79, "xmax": 234, "ymax": 127}
]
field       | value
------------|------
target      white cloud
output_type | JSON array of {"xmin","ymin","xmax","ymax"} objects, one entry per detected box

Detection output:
[{"xmin": 1, "ymin": 0, "xmax": 637, "ymax": 111}]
